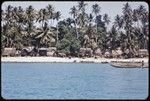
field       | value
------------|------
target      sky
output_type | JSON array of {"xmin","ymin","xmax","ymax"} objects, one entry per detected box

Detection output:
[{"xmin": 1, "ymin": 1, "xmax": 149, "ymax": 30}]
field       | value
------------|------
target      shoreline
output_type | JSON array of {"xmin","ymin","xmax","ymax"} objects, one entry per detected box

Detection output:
[{"xmin": 1, "ymin": 57, "xmax": 149, "ymax": 63}]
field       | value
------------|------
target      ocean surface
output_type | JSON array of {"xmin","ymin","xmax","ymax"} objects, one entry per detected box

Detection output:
[{"xmin": 1, "ymin": 63, "xmax": 149, "ymax": 100}]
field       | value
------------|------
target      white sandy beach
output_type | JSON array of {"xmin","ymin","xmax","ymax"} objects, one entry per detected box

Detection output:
[{"xmin": 1, "ymin": 57, "xmax": 149, "ymax": 63}]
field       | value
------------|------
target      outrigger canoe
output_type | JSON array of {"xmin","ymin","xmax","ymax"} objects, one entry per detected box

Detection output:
[{"xmin": 110, "ymin": 61, "xmax": 149, "ymax": 68}]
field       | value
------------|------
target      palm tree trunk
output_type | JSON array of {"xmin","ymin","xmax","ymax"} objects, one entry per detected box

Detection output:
[
  {"xmin": 56, "ymin": 24, "xmax": 58, "ymax": 44},
  {"xmin": 74, "ymin": 20, "xmax": 78, "ymax": 39}
]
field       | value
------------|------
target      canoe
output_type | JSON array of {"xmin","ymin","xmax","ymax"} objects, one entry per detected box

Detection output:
[{"xmin": 110, "ymin": 61, "xmax": 148, "ymax": 68}]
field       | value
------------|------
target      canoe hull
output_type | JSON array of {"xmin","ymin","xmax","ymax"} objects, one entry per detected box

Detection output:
[{"xmin": 110, "ymin": 62, "xmax": 148, "ymax": 68}]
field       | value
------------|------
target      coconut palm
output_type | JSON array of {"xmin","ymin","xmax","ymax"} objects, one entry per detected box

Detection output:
[
  {"xmin": 70, "ymin": 6, "xmax": 78, "ymax": 19},
  {"xmin": 92, "ymin": 3, "xmax": 101, "ymax": 33},
  {"xmin": 89, "ymin": 13, "xmax": 93, "ymax": 24},
  {"xmin": 36, "ymin": 8, "xmax": 48, "ymax": 28},
  {"xmin": 108, "ymin": 25, "xmax": 120, "ymax": 54},
  {"xmin": 70, "ymin": 6, "xmax": 78, "ymax": 38},
  {"xmin": 53, "ymin": 11, "xmax": 61, "ymax": 44},
  {"xmin": 132, "ymin": 9, "xmax": 139, "ymax": 27},
  {"xmin": 103, "ymin": 13, "xmax": 110, "ymax": 31},
  {"xmin": 34, "ymin": 22, "xmax": 56, "ymax": 47},
  {"xmin": 25, "ymin": 5, "xmax": 36, "ymax": 33},
  {"xmin": 77, "ymin": 1, "xmax": 87, "ymax": 12},
  {"xmin": 122, "ymin": 3, "xmax": 135, "ymax": 57},
  {"xmin": 46, "ymin": 4, "xmax": 54, "ymax": 26},
  {"xmin": 133, "ymin": 5, "xmax": 148, "ymax": 49},
  {"xmin": 103, "ymin": 14, "xmax": 110, "ymax": 25},
  {"xmin": 77, "ymin": 1, "xmax": 88, "ymax": 28},
  {"xmin": 92, "ymin": 4, "xmax": 101, "ymax": 16},
  {"xmin": 4, "ymin": 5, "xmax": 13, "ymax": 24},
  {"xmin": 140, "ymin": 11, "xmax": 149, "ymax": 49}
]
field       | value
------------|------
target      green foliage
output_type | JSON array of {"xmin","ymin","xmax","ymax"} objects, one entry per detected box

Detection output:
[
  {"xmin": 1, "ymin": 2, "xmax": 149, "ymax": 58},
  {"xmin": 56, "ymin": 38, "xmax": 71, "ymax": 53}
]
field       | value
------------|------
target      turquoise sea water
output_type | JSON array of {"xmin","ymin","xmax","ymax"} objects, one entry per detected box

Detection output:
[{"xmin": 1, "ymin": 63, "xmax": 149, "ymax": 99}]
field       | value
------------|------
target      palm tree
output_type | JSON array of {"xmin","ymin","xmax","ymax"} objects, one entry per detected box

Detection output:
[
  {"xmin": 53, "ymin": 11, "xmax": 61, "ymax": 44},
  {"xmin": 76, "ymin": 12, "xmax": 89, "ymax": 29},
  {"xmin": 77, "ymin": 1, "xmax": 87, "ymax": 13},
  {"xmin": 140, "ymin": 11, "xmax": 149, "ymax": 49},
  {"xmin": 108, "ymin": 25, "xmax": 120, "ymax": 53},
  {"xmin": 114, "ymin": 14, "xmax": 123, "ymax": 30},
  {"xmin": 122, "ymin": 3, "xmax": 135, "ymax": 57},
  {"xmin": 34, "ymin": 22, "xmax": 56, "ymax": 47},
  {"xmin": 92, "ymin": 3, "xmax": 101, "ymax": 33},
  {"xmin": 103, "ymin": 14, "xmax": 110, "ymax": 25},
  {"xmin": 23, "ymin": 5, "xmax": 37, "ymax": 47},
  {"xmin": 17, "ymin": 6, "xmax": 26, "ymax": 31},
  {"xmin": 36, "ymin": 8, "xmax": 48, "ymax": 28},
  {"xmin": 5, "ymin": 5, "xmax": 13, "ymax": 24},
  {"xmin": 70, "ymin": 6, "xmax": 78, "ymax": 38},
  {"xmin": 70, "ymin": 6, "xmax": 78, "ymax": 19},
  {"xmin": 2, "ymin": 5, "xmax": 20, "ymax": 48},
  {"xmin": 103, "ymin": 13, "xmax": 110, "ymax": 31},
  {"xmin": 132, "ymin": 9, "xmax": 139, "ymax": 27},
  {"xmin": 77, "ymin": 1, "xmax": 88, "ymax": 28},
  {"xmin": 46, "ymin": 4, "xmax": 54, "ymax": 27},
  {"xmin": 89, "ymin": 13, "xmax": 93, "ymax": 24},
  {"xmin": 25, "ymin": 5, "xmax": 36, "ymax": 33}
]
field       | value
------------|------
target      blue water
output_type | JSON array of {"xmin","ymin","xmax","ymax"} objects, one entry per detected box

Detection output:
[{"xmin": 1, "ymin": 63, "xmax": 149, "ymax": 99}]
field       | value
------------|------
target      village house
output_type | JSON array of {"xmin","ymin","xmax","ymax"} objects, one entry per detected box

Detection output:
[
  {"xmin": 38, "ymin": 48, "xmax": 47, "ymax": 56},
  {"xmin": 138, "ymin": 49, "xmax": 149, "ymax": 58},
  {"xmin": 2, "ymin": 48, "xmax": 16, "ymax": 57}
]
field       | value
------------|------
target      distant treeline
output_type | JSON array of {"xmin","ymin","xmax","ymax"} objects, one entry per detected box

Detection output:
[{"xmin": 1, "ymin": 1, "xmax": 149, "ymax": 58}]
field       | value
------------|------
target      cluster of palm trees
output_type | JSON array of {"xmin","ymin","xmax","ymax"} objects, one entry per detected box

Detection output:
[{"xmin": 1, "ymin": 2, "xmax": 149, "ymax": 58}]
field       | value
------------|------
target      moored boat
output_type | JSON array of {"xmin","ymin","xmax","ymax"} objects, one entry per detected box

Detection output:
[{"xmin": 110, "ymin": 61, "xmax": 148, "ymax": 68}]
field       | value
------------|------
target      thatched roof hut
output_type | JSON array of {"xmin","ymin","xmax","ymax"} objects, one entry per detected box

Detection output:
[
  {"xmin": 15, "ymin": 50, "xmax": 21, "ymax": 56},
  {"xmin": 138, "ymin": 49, "xmax": 148, "ymax": 57},
  {"xmin": 57, "ymin": 52, "xmax": 66, "ymax": 57},
  {"xmin": 124, "ymin": 49, "xmax": 130, "ymax": 54},
  {"xmin": 47, "ymin": 47, "xmax": 57, "ymax": 52},
  {"xmin": 21, "ymin": 46, "xmax": 35, "ymax": 56},
  {"xmin": 79, "ymin": 48, "xmax": 86, "ymax": 57},
  {"xmin": 79, "ymin": 48, "xmax": 93, "ymax": 57},
  {"xmin": 112, "ymin": 49, "xmax": 123, "ymax": 58},
  {"xmin": 2, "ymin": 48, "xmax": 16, "ymax": 57},
  {"xmin": 104, "ymin": 51, "xmax": 111, "ymax": 58},
  {"xmin": 22, "ymin": 47, "xmax": 34, "ymax": 52},
  {"xmin": 85, "ymin": 48, "xmax": 93, "ymax": 57},
  {"xmin": 94, "ymin": 48, "xmax": 102, "ymax": 56},
  {"xmin": 47, "ymin": 52, "xmax": 55, "ymax": 56},
  {"xmin": 47, "ymin": 47, "xmax": 56, "ymax": 56},
  {"xmin": 38, "ymin": 48, "xmax": 47, "ymax": 56}
]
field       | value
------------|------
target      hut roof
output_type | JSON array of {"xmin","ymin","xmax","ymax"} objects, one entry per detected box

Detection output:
[
  {"xmin": 94, "ymin": 48, "xmax": 102, "ymax": 56},
  {"xmin": 112, "ymin": 50, "xmax": 118, "ymax": 56},
  {"xmin": 138, "ymin": 49, "xmax": 148, "ymax": 52},
  {"xmin": 2, "ymin": 48, "xmax": 16, "ymax": 56},
  {"xmin": 117, "ymin": 49, "xmax": 123, "ymax": 55},
  {"xmin": 95, "ymin": 48, "xmax": 101, "ymax": 53},
  {"xmin": 105, "ymin": 51, "xmax": 110, "ymax": 55},
  {"xmin": 22, "ymin": 46, "xmax": 34, "ymax": 52},
  {"xmin": 112, "ymin": 49, "xmax": 122, "ymax": 56},
  {"xmin": 39, "ymin": 48, "xmax": 47, "ymax": 51},
  {"xmin": 86, "ymin": 48, "xmax": 92, "ymax": 51},
  {"xmin": 47, "ymin": 47, "xmax": 56, "ymax": 52},
  {"xmin": 138, "ymin": 49, "xmax": 148, "ymax": 55}
]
